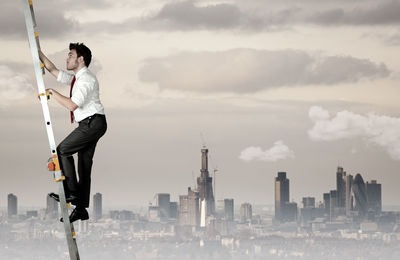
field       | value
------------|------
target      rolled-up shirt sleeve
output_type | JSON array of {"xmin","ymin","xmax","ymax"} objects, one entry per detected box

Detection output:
[{"xmin": 57, "ymin": 70, "xmax": 74, "ymax": 85}]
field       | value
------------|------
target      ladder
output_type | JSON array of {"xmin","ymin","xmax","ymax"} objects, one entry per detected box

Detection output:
[{"xmin": 22, "ymin": 1, "xmax": 80, "ymax": 259}]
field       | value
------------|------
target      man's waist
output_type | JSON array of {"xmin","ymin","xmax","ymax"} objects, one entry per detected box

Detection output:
[{"xmin": 79, "ymin": 113, "xmax": 106, "ymax": 123}]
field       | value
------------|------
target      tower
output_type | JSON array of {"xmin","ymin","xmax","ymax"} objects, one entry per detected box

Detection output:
[
  {"xmin": 7, "ymin": 193, "xmax": 17, "ymax": 218},
  {"xmin": 46, "ymin": 194, "xmax": 58, "ymax": 219},
  {"xmin": 93, "ymin": 193, "xmax": 102, "ymax": 221},
  {"xmin": 345, "ymin": 174, "xmax": 353, "ymax": 216},
  {"xmin": 336, "ymin": 166, "xmax": 346, "ymax": 208},
  {"xmin": 275, "ymin": 172, "xmax": 289, "ymax": 221},
  {"xmin": 179, "ymin": 187, "xmax": 200, "ymax": 226},
  {"xmin": 240, "ymin": 203, "xmax": 252, "ymax": 223},
  {"xmin": 366, "ymin": 180, "xmax": 382, "ymax": 214},
  {"xmin": 351, "ymin": 174, "xmax": 368, "ymax": 217},
  {"xmin": 156, "ymin": 193, "xmax": 171, "ymax": 221},
  {"xmin": 197, "ymin": 148, "xmax": 215, "ymax": 216}
]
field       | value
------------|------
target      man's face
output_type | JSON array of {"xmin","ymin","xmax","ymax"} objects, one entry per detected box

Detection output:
[{"xmin": 66, "ymin": 49, "xmax": 79, "ymax": 70}]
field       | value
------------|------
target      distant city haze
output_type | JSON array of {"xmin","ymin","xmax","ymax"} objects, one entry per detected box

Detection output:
[{"xmin": 2, "ymin": 0, "xmax": 400, "ymax": 208}]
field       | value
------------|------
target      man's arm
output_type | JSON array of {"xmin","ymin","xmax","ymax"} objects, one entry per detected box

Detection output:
[
  {"xmin": 47, "ymin": 88, "xmax": 78, "ymax": 111},
  {"xmin": 39, "ymin": 50, "xmax": 59, "ymax": 78}
]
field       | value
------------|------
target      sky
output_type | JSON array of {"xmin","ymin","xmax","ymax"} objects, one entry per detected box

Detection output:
[{"xmin": 1, "ymin": 0, "xmax": 400, "ymax": 208}]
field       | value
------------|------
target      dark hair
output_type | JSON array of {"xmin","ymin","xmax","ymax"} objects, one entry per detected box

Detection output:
[{"xmin": 69, "ymin": 42, "xmax": 92, "ymax": 67}]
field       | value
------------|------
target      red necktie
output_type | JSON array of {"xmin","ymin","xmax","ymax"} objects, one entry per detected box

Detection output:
[{"xmin": 70, "ymin": 76, "xmax": 76, "ymax": 123}]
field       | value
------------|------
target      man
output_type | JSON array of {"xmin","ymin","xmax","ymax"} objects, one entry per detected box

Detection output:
[{"xmin": 39, "ymin": 43, "xmax": 107, "ymax": 223}]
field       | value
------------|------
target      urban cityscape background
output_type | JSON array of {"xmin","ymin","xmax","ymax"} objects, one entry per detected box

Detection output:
[
  {"xmin": 2, "ymin": 0, "xmax": 400, "ymax": 259},
  {"xmin": 1, "ymin": 147, "xmax": 400, "ymax": 259}
]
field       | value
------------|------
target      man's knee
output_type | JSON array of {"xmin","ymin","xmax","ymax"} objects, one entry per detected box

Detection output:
[{"xmin": 57, "ymin": 142, "xmax": 70, "ymax": 156}]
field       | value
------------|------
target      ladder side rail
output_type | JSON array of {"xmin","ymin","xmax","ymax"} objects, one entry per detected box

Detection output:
[{"xmin": 22, "ymin": 1, "xmax": 80, "ymax": 259}]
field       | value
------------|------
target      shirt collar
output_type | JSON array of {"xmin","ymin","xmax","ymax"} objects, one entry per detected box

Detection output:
[{"xmin": 75, "ymin": 66, "xmax": 88, "ymax": 79}]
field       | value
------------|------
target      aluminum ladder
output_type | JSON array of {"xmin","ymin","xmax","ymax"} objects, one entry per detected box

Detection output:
[{"xmin": 22, "ymin": 0, "xmax": 80, "ymax": 259}]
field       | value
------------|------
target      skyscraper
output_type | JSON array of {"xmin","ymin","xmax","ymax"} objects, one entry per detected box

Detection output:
[
  {"xmin": 197, "ymin": 148, "xmax": 215, "ymax": 216},
  {"xmin": 224, "ymin": 199, "xmax": 234, "ymax": 221},
  {"xmin": 366, "ymin": 180, "xmax": 382, "ymax": 214},
  {"xmin": 240, "ymin": 203, "xmax": 252, "ymax": 223},
  {"xmin": 345, "ymin": 174, "xmax": 353, "ymax": 216},
  {"xmin": 169, "ymin": 202, "xmax": 178, "ymax": 219},
  {"xmin": 7, "ymin": 193, "xmax": 17, "ymax": 218},
  {"xmin": 156, "ymin": 193, "xmax": 171, "ymax": 220},
  {"xmin": 46, "ymin": 194, "xmax": 58, "ymax": 219},
  {"xmin": 323, "ymin": 192, "xmax": 330, "ymax": 215},
  {"xmin": 179, "ymin": 187, "xmax": 200, "ymax": 226},
  {"xmin": 351, "ymin": 174, "xmax": 368, "ymax": 217},
  {"xmin": 275, "ymin": 172, "xmax": 289, "ymax": 221},
  {"xmin": 336, "ymin": 166, "xmax": 346, "ymax": 208},
  {"xmin": 329, "ymin": 190, "xmax": 337, "ymax": 221},
  {"xmin": 93, "ymin": 193, "xmax": 102, "ymax": 220}
]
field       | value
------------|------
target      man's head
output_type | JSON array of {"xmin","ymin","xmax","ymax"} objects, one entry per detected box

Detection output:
[{"xmin": 66, "ymin": 43, "xmax": 92, "ymax": 71}]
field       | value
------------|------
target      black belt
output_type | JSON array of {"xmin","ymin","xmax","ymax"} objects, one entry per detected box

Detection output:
[{"xmin": 80, "ymin": 114, "xmax": 105, "ymax": 123}]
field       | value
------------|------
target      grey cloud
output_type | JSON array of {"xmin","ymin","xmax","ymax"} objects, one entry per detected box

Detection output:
[
  {"xmin": 148, "ymin": 1, "xmax": 242, "ymax": 30},
  {"xmin": 138, "ymin": 49, "xmax": 390, "ymax": 93},
  {"xmin": 0, "ymin": 0, "xmax": 113, "ymax": 40},
  {"xmin": 0, "ymin": 3, "xmax": 78, "ymax": 40},
  {"xmin": 310, "ymin": 1, "xmax": 400, "ymax": 25}
]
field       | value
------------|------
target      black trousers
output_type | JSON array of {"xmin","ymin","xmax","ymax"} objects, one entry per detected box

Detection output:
[{"xmin": 57, "ymin": 114, "xmax": 107, "ymax": 208}]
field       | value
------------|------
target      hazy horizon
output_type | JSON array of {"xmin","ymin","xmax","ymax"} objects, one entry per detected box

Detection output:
[{"xmin": 2, "ymin": 0, "xmax": 400, "ymax": 208}]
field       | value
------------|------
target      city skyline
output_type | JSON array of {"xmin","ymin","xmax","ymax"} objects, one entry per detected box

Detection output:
[{"xmin": 2, "ymin": 0, "xmax": 400, "ymax": 207}]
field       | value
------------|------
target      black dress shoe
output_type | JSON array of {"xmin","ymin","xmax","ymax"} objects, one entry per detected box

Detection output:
[
  {"xmin": 48, "ymin": 192, "xmax": 78, "ymax": 203},
  {"xmin": 60, "ymin": 208, "xmax": 89, "ymax": 223}
]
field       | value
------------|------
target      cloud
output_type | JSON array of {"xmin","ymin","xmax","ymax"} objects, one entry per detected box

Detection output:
[
  {"xmin": 239, "ymin": 140, "xmax": 295, "ymax": 162},
  {"xmin": 309, "ymin": 1, "xmax": 400, "ymax": 26},
  {"xmin": 0, "ymin": 65, "xmax": 34, "ymax": 100},
  {"xmin": 138, "ymin": 49, "xmax": 389, "ymax": 93},
  {"xmin": 308, "ymin": 106, "xmax": 400, "ymax": 160},
  {"xmin": 0, "ymin": 0, "xmax": 113, "ymax": 40}
]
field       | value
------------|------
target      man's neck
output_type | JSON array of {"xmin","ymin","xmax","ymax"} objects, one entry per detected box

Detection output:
[{"xmin": 73, "ymin": 64, "xmax": 86, "ymax": 74}]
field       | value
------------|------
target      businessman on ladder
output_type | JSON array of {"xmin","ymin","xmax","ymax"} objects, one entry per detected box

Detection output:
[{"xmin": 39, "ymin": 43, "xmax": 107, "ymax": 223}]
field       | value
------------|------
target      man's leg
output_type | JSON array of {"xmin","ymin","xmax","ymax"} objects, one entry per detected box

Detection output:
[
  {"xmin": 57, "ymin": 129, "xmax": 85, "ymax": 199},
  {"xmin": 77, "ymin": 141, "xmax": 98, "ymax": 208}
]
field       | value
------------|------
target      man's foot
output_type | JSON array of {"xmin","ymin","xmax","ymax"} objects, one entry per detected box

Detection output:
[
  {"xmin": 60, "ymin": 208, "xmax": 89, "ymax": 223},
  {"xmin": 48, "ymin": 192, "xmax": 78, "ymax": 203}
]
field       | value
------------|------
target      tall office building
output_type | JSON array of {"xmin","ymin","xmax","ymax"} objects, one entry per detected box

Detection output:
[
  {"xmin": 323, "ymin": 192, "xmax": 330, "ymax": 215},
  {"xmin": 93, "ymin": 193, "xmax": 102, "ymax": 220},
  {"xmin": 351, "ymin": 174, "xmax": 368, "ymax": 217},
  {"xmin": 329, "ymin": 190, "xmax": 337, "ymax": 221},
  {"xmin": 156, "ymin": 193, "xmax": 171, "ymax": 220},
  {"xmin": 336, "ymin": 166, "xmax": 346, "ymax": 208},
  {"xmin": 179, "ymin": 187, "xmax": 200, "ymax": 226},
  {"xmin": 275, "ymin": 172, "xmax": 289, "ymax": 221},
  {"xmin": 240, "ymin": 203, "xmax": 252, "ymax": 223},
  {"xmin": 46, "ymin": 194, "xmax": 58, "ymax": 218},
  {"xmin": 366, "ymin": 180, "xmax": 382, "ymax": 214},
  {"xmin": 197, "ymin": 148, "xmax": 215, "ymax": 216},
  {"xmin": 345, "ymin": 174, "xmax": 353, "ymax": 216},
  {"xmin": 7, "ymin": 193, "xmax": 17, "ymax": 218},
  {"xmin": 169, "ymin": 202, "xmax": 178, "ymax": 219},
  {"xmin": 224, "ymin": 199, "xmax": 234, "ymax": 221},
  {"xmin": 215, "ymin": 199, "xmax": 225, "ymax": 218}
]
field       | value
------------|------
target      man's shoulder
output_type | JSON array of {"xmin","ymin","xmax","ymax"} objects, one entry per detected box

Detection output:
[{"xmin": 79, "ymin": 69, "xmax": 97, "ymax": 83}]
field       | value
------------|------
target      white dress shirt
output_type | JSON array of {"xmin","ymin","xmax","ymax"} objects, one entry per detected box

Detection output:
[{"xmin": 57, "ymin": 67, "xmax": 105, "ymax": 122}]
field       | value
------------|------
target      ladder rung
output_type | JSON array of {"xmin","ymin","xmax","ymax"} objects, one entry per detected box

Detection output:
[{"xmin": 54, "ymin": 176, "xmax": 65, "ymax": 182}]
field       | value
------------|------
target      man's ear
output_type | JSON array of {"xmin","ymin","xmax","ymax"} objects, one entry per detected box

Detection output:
[{"xmin": 78, "ymin": 56, "xmax": 85, "ymax": 65}]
